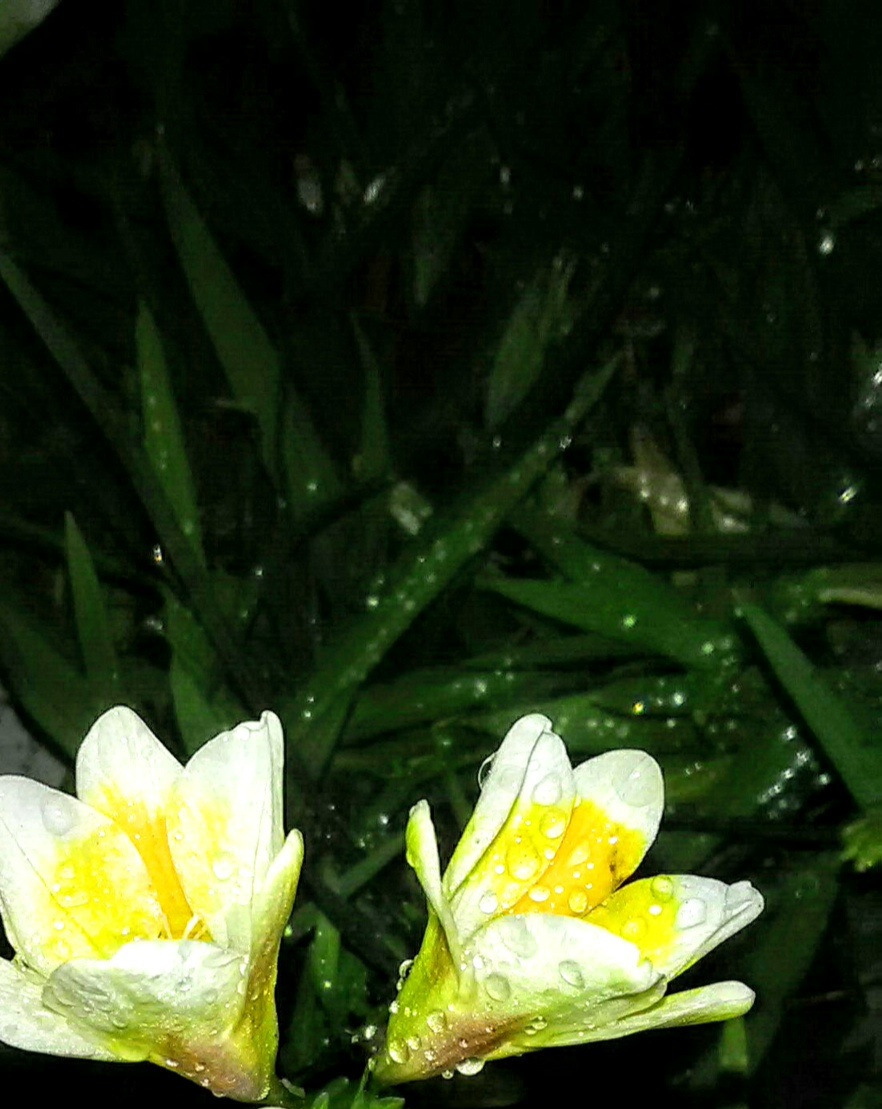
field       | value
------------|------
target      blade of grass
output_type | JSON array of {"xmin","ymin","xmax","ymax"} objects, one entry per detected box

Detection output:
[
  {"xmin": 64, "ymin": 512, "xmax": 120, "ymax": 697},
  {"xmin": 137, "ymin": 300, "xmax": 205, "ymax": 567},
  {"xmin": 741, "ymin": 601, "xmax": 882, "ymax": 808},
  {"xmin": 284, "ymin": 354, "xmax": 621, "ymax": 777}
]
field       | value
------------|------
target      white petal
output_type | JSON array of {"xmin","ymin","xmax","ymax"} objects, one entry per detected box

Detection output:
[
  {"xmin": 0, "ymin": 957, "xmax": 116, "ymax": 1060},
  {"xmin": 249, "ymin": 829, "xmax": 303, "ymax": 970},
  {"xmin": 466, "ymin": 912, "xmax": 659, "ymax": 1019},
  {"xmin": 577, "ymin": 980, "xmax": 756, "ymax": 1041},
  {"xmin": 590, "ymin": 874, "xmax": 764, "ymax": 980},
  {"xmin": 405, "ymin": 802, "xmax": 461, "ymax": 960},
  {"xmin": 75, "ymin": 707, "xmax": 196, "ymax": 940},
  {"xmin": 444, "ymin": 714, "xmax": 557, "ymax": 895},
  {"xmin": 446, "ymin": 717, "xmax": 577, "ymax": 930},
  {"xmin": 166, "ymin": 712, "xmax": 284, "ymax": 949},
  {"xmin": 0, "ymin": 777, "xmax": 165, "ymax": 974},
  {"xmin": 573, "ymin": 748, "xmax": 663, "ymax": 871},
  {"xmin": 43, "ymin": 940, "xmax": 246, "ymax": 1060},
  {"xmin": 76, "ymin": 707, "xmax": 182, "ymax": 816}
]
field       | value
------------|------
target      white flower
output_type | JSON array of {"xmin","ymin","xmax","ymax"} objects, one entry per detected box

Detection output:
[
  {"xmin": 0, "ymin": 706, "xmax": 303, "ymax": 1102},
  {"xmin": 374, "ymin": 713, "xmax": 763, "ymax": 1084}
]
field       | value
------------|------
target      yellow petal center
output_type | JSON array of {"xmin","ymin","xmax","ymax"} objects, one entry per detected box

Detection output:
[
  {"xmin": 44, "ymin": 789, "xmax": 211, "ymax": 962},
  {"xmin": 464, "ymin": 796, "xmax": 647, "ymax": 921}
]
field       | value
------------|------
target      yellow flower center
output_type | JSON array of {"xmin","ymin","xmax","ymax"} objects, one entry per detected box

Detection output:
[
  {"xmin": 466, "ymin": 796, "xmax": 647, "ymax": 921},
  {"xmin": 45, "ymin": 788, "xmax": 211, "ymax": 962}
]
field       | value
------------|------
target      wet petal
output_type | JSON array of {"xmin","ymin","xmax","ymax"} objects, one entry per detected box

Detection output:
[
  {"xmin": 239, "ymin": 829, "xmax": 304, "ymax": 1058},
  {"xmin": 0, "ymin": 957, "xmax": 116, "ymax": 1060},
  {"xmin": 167, "ymin": 712, "xmax": 284, "ymax": 950},
  {"xmin": 588, "ymin": 874, "xmax": 764, "ymax": 979},
  {"xmin": 445, "ymin": 714, "xmax": 559, "ymax": 895},
  {"xmin": 466, "ymin": 912, "xmax": 658, "ymax": 1019},
  {"xmin": 0, "ymin": 777, "xmax": 165, "ymax": 974},
  {"xmin": 575, "ymin": 980, "xmax": 756, "ymax": 1041},
  {"xmin": 447, "ymin": 719, "xmax": 576, "ymax": 932},
  {"xmin": 42, "ymin": 939, "xmax": 272, "ymax": 1098},
  {"xmin": 405, "ymin": 802, "xmax": 461, "ymax": 959},
  {"xmin": 76, "ymin": 708, "xmax": 196, "ymax": 941}
]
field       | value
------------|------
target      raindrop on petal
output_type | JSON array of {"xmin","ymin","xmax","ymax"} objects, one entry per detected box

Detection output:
[{"xmin": 676, "ymin": 897, "xmax": 708, "ymax": 929}]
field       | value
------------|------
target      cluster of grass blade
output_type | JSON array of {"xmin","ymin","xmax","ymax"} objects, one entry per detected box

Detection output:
[{"xmin": 3, "ymin": 2, "xmax": 882, "ymax": 1106}]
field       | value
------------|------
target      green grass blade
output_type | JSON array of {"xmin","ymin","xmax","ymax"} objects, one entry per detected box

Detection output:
[
  {"xmin": 286, "ymin": 355, "xmax": 620, "ymax": 776},
  {"xmin": 741, "ymin": 601, "xmax": 882, "ymax": 808},
  {"xmin": 158, "ymin": 153, "xmax": 281, "ymax": 472},
  {"xmin": 64, "ymin": 512, "xmax": 119, "ymax": 697},
  {"xmin": 137, "ymin": 301, "xmax": 205, "ymax": 567}
]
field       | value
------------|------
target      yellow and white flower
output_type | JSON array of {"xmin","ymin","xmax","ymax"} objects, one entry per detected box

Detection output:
[
  {"xmin": 0, "ymin": 706, "xmax": 303, "ymax": 1102},
  {"xmin": 374, "ymin": 713, "xmax": 763, "ymax": 1084}
]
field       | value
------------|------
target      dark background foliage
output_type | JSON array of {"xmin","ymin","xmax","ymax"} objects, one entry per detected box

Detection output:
[{"xmin": 1, "ymin": 1, "xmax": 882, "ymax": 1106}]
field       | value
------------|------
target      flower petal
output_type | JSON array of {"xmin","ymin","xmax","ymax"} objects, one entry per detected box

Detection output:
[
  {"xmin": 572, "ymin": 980, "xmax": 756, "ymax": 1041},
  {"xmin": 446, "ymin": 717, "xmax": 578, "ymax": 932},
  {"xmin": 42, "ymin": 939, "xmax": 272, "ymax": 1097},
  {"xmin": 444, "ymin": 714, "xmax": 557, "ymax": 895},
  {"xmin": 0, "ymin": 957, "xmax": 116, "ymax": 1060},
  {"xmin": 217, "ymin": 829, "xmax": 303, "ymax": 1095},
  {"xmin": 465, "ymin": 912, "xmax": 659, "ymax": 1022},
  {"xmin": 380, "ymin": 913, "xmax": 662, "ymax": 1082},
  {"xmin": 76, "ymin": 707, "xmax": 197, "ymax": 941},
  {"xmin": 405, "ymin": 802, "xmax": 461, "ymax": 959},
  {"xmin": 0, "ymin": 777, "xmax": 166, "ymax": 974},
  {"xmin": 588, "ymin": 874, "xmax": 764, "ymax": 979},
  {"xmin": 166, "ymin": 712, "xmax": 284, "ymax": 951}
]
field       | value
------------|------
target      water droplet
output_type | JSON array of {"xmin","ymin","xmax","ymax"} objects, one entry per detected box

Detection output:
[
  {"xmin": 478, "ymin": 755, "xmax": 496, "ymax": 789},
  {"xmin": 499, "ymin": 917, "xmax": 538, "ymax": 958},
  {"xmin": 484, "ymin": 973, "xmax": 511, "ymax": 1001},
  {"xmin": 568, "ymin": 889, "xmax": 589, "ymax": 914},
  {"xmin": 212, "ymin": 856, "xmax": 236, "ymax": 881},
  {"xmin": 528, "ymin": 885, "xmax": 550, "ymax": 903},
  {"xmin": 407, "ymin": 1035, "xmax": 422, "ymax": 1052},
  {"xmin": 559, "ymin": 960, "xmax": 584, "ymax": 988},
  {"xmin": 41, "ymin": 796, "xmax": 75, "ymax": 837},
  {"xmin": 456, "ymin": 1057, "xmax": 485, "ymax": 1077},
  {"xmin": 622, "ymin": 919, "xmax": 646, "ymax": 941},
  {"xmin": 426, "ymin": 1010, "xmax": 447, "ymax": 1034},
  {"xmin": 506, "ymin": 842, "xmax": 540, "ymax": 881},
  {"xmin": 479, "ymin": 891, "xmax": 499, "ymax": 914},
  {"xmin": 533, "ymin": 773, "xmax": 563, "ymax": 807},
  {"xmin": 388, "ymin": 1041, "xmax": 410, "ymax": 1064},
  {"xmin": 651, "ymin": 876, "xmax": 675, "ymax": 901},
  {"xmin": 818, "ymin": 231, "xmax": 836, "ymax": 255},
  {"xmin": 675, "ymin": 898, "xmax": 707, "ymax": 929},
  {"xmin": 540, "ymin": 809, "xmax": 566, "ymax": 839},
  {"xmin": 613, "ymin": 752, "xmax": 659, "ymax": 807}
]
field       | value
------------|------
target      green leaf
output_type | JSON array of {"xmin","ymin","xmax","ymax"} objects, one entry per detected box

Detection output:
[
  {"xmin": 508, "ymin": 505, "xmax": 738, "ymax": 670},
  {"xmin": 741, "ymin": 602, "xmax": 882, "ymax": 808},
  {"xmin": 163, "ymin": 589, "xmax": 246, "ymax": 755},
  {"xmin": 158, "ymin": 153, "xmax": 282, "ymax": 473},
  {"xmin": 279, "ymin": 381, "xmax": 346, "ymax": 521},
  {"xmin": 285, "ymin": 355, "xmax": 620, "ymax": 776},
  {"xmin": 63, "ymin": 513, "xmax": 120, "ymax": 698},
  {"xmin": 352, "ymin": 317, "xmax": 390, "ymax": 484},
  {"xmin": 485, "ymin": 257, "xmax": 577, "ymax": 430},
  {"xmin": 137, "ymin": 301, "xmax": 205, "ymax": 567},
  {"xmin": 482, "ymin": 576, "xmax": 732, "ymax": 672}
]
